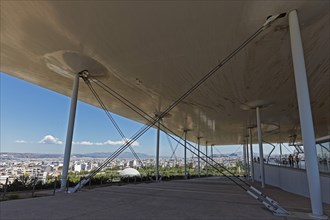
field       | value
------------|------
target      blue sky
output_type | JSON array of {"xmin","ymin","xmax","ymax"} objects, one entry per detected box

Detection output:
[
  {"xmin": 1, "ymin": 72, "xmax": 159, "ymax": 155},
  {"xmin": 1, "ymin": 72, "xmax": 291, "ymax": 156}
]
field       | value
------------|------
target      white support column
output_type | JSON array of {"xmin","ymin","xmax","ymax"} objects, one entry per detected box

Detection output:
[
  {"xmin": 155, "ymin": 119, "xmax": 161, "ymax": 181},
  {"xmin": 243, "ymin": 143, "xmax": 247, "ymax": 177},
  {"xmin": 61, "ymin": 72, "xmax": 80, "ymax": 191},
  {"xmin": 246, "ymin": 140, "xmax": 250, "ymax": 178},
  {"xmin": 256, "ymin": 106, "xmax": 265, "ymax": 188},
  {"xmin": 184, "ymin": 130, "xmax": 187, "ymax": 178},
  {"xmin": 279, "ymin": 143, "xmax": 283, "ymax": 164},
  {"xmin": 289, "ymin": 10, "xmax": 325, "ymax": 218},
  {"xmin": 197, "ymin": 137, "xmax": 201, "ymax": 177},
  {"xmin": 211, "ymin": 144, "xmax": 214, "ymax": 165},
  {"xmin": 249, "ymin": 128, "xmax": 254, "ymax": 182},
  {"xmin": 205, "ymin": 141, "xmax": 208, "ymax": 176}
]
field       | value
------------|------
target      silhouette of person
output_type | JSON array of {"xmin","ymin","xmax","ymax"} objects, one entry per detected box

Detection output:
[
  {"xmin": 295, "ymin": 154, "xmax": 299, "ymax": 168},
  {"xmin": 288, "ymin": 154, "xmax": 293, "ymax": 167}
]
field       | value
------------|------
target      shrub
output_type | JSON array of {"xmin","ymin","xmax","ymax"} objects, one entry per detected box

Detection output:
[{"xmin": 8, "ymin": 194, "xmax": 19, "ymax": 200}]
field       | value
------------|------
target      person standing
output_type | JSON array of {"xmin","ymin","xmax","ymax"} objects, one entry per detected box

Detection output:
[
  {"xmin": 288, "ymin": 154, "xmax": 293, "ymax": 167},
  {"xmin": 295, "ymin": 154, "xmax": 299, "ymax": 168}
]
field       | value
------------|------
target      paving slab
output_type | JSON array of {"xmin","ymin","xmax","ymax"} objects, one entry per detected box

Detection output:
[{"xmin": 0, "ymin": 177, "xmax": 329, "ymax": 220}]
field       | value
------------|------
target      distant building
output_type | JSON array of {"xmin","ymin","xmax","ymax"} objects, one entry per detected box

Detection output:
[{"xmin": 74, "ymin": 164, "xmax": 81, "ymax": 172}]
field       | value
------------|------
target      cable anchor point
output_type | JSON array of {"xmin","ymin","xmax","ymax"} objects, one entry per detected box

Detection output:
[
  {"xmin": 263, "ymin": 12, "xmax": 287, "ymax": 30},
  {"xmin": 79, "ymin": 70, "xmax": 89, "ymax": 82}
]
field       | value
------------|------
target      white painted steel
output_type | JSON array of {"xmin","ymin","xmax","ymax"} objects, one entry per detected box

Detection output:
[
  {"xmin": 211, "ymin": 145, "xmax": 214, "ymax": 165},
  {"xmin": 184, "ymin": 130, "xmax": 187, "ymax": 178},
  {"xmin": 61, "ymin": 72, "xmax": 79, "ymax": 191},
  {"xmin": 197, "ymin": 137, "xmax": 201, "ymax": 177},
  {"xmin": 205, "ymin": 141, "xmax": 208, "ymax": 176},
  {"xmin": 156, "ymin": 120, "xmax": 160, "ymax": 181},
  {"xmin": 246, "ymin": 141, "xmax": 250, "ymax": 178},
  {"xmin": 249, "ymin": 128, "xmax": 254, "ymax": 182},
  {"xmin": 289, "ymin": 10, "xmax": 324, "ymax": 218},
  {"xmin": 243, "ymin": 143, "xmax": 247, "ymax": 177},
  {"xmin": 279, "ymin": 143, "xmax": 283, "ymax": 163},
  {"xmin": 256, "ymin": 107, "xmax": 265, "ymax": 188}
]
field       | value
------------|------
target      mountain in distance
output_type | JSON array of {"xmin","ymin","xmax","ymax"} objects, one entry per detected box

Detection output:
[
  {"xmin": 0, "ymin": 152, "xmax": 153, "ymax": 159},
  {"xmin": 0, "ymin": 152, "xmax": 63, "ymax": 159},
  {"xmin": 72, "ymin": 152, "xmax": 152, "ymax": 159},
  {"xmin": 2, "ymin": 151, "xmax": 271, "ymax": 160},
  {"xmin": 210, "ymin": 152, "xmax": 243, "ymax": 157},
  {"xmin": 212, "ymin": 151, "xmax": 281, "ymax": 158}
]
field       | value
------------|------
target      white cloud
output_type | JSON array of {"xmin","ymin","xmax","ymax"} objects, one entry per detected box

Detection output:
[
  {"xmin": 78, "ymin": 141, "xmax": 94, "ymax": 145},
  {"xmin": 73, "ymin": 138, "xmax": 139, "ymax": 147},
  {"xmin": 103, "ymin": 140, "xmax": 126, "ymax": 145},
  {"xmin": 15, "ymin": 136, "xmax": 138, "ymax": 147},
  {"xmin": 15, "ymin": 140, "xmax": 28, "ymax": 144},
  {"xmin": 38, "ymin": 135, "xmax": 63, "ymax": 145},
  {"xmin": 73, "ymin": 141, "xmax": 94, "ymax": 146}
]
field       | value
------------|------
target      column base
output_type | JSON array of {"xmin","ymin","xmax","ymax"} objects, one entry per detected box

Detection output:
[{"xmin": 309, "ymin": 213, "xmax": 329, "ymax": 220}]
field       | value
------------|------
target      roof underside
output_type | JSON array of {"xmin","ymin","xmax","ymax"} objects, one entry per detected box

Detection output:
[{"xmin": 1, "ymin": 1, "xmax": 329, "ymax": 145}]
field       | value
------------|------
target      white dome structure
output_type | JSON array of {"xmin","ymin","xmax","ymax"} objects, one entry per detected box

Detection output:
[{"xmin": 119, "ymin": 168, "xmax": 141, "ymax": 177}]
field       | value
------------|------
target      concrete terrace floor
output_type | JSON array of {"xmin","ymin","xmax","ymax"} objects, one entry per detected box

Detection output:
[{"xmin": 1, "ymin": 177, "xmax": 329, "ymax": 220}]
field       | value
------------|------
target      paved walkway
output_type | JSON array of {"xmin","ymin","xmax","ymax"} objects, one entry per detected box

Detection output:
[{"xmin": 1, "ymin": 177, "xmax": 329, "ymax": 220}]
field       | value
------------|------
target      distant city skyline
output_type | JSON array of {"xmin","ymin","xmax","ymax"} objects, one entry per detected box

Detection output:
[{"xmin": 1, "ymin": 73, "xmax": 292, "ymax": 157}]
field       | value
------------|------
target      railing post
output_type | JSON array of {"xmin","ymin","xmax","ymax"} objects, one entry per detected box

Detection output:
[
  {"xmin": 2, "ymin": 177, "xmax": 9, "ymax": 199},
  {"xmin": 53, "ymin": 177, "xmax": 57, "ymax": 196},
  {"xmin": 32, "ymin": 177, "xmax": 37, "ymax": 197}
]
